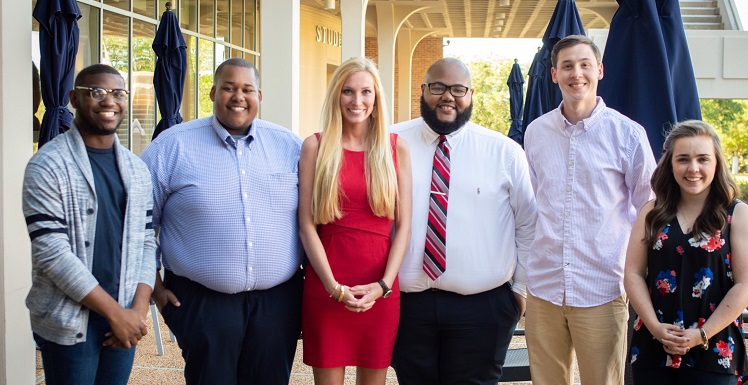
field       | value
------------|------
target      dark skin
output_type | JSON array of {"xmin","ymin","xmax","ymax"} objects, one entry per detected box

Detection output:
[
  {"xmin": 151, "ymin": 65, "xmax": 264, "ymax": 311},
  {"xmin": 421, "ymin": 58, "xmax": 527, "ymax": 316},
  {"xmin": 69, "ymin": 72, "xmax": 151, "ymax": 348}
]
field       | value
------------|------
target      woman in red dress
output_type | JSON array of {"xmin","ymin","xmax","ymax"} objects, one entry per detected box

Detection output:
[{"xmin": 298, "ymin": 57, "xmax": 412, "ymax": 385}]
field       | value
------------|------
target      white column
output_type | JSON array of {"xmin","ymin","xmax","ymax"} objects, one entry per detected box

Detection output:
[
  {"xmin": 0, "ymin": 0, "xmax": 34, "ymax": 382},
  {"xmin": 375, "ymin": 3, "xmax": 429, "ymax": 117},
  {"xmin": 376, "ymin": 3, "xmax": 397, "ymax": 113},
  {"xmin": 396, "ymin": 28, "xmax": 435, "ymax": 123},
  {"xmin": 259, "ymin": 0, "xmax": 300, "ymax": 134},
  {"xmin": 340, "ymin": 0, "xmax": 368, "ymax": 61}
]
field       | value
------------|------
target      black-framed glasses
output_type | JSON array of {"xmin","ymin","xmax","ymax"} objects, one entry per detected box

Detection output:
[
  {"xmin": 424, "ymin": 82, "xmax": 470, "ymax": 98},
  {"xmin": 74, "ymin": 86, "xmax": 128, "ymax": 102}
]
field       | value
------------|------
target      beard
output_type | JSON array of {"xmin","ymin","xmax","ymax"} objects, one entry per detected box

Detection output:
[
  {"xmin": 420, "ymin": 96, "xmax": 473, "ymax": 135},
  {"xmin": 75, "ymin": 114, "xmax": 122, "ymax": 138}
]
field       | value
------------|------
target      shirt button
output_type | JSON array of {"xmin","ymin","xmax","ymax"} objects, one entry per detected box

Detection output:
[
  {"xmin": 76, "ymin": 333, "xmax": 83, "ymax": 338},
  {"xmin": 566, "ymin": 186, "xmax": 571, "ymax": 192},
  {"xmin": 86, "ymin": 208, "xmax": 94, "ymax": 215},
  {"xmin": 245, "ymin": 217, "xmax": 250, "ymax": 222},
  {"xmin": 249, "ymin": 266, "xmax": 253, "ymax": 272},
  {"xmin": 248, "ymin": 242, "xmax": 253, "ymax": 247},
  {"xmin": 564, "ymin": 238, "xmax": 569, "ymax": 244},
  {"xmin": 565, "ymin": 213, "xmax": 570, "ymax": 218},
  {"xmin": 568, "ymin": 161, "xmax": 574, "ymax": 167},
  {"xmin": 238, "ymin": 151, "xmax": 243, "ymax": 156},
  {"xmin": 241, "ymin": 170, "xmax": 246, "ymax": 175},
  {"xmin": 85, "ymin": 241, "xmax": 91, "ymax": 247},
  {"xmin": 571, "ymin": 136, "xmax": 577, "ymax": 141},
  {"xmin": 243, "ymin": 193, "xmax": 248, "ymax": 199}
]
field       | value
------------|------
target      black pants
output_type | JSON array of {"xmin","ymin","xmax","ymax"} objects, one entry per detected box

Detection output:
[
  {"xmin": 161, "ymin": 269, "xmax": 303, "ymax": 385},
  {"xmin": 392, "ymin": 283, "xmax": 520, "ymax": 385}
]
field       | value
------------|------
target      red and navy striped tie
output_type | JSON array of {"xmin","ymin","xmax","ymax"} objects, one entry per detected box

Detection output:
[{"xmin": 424, "ymin": 135, "xmax": 450, "ymax": 280}]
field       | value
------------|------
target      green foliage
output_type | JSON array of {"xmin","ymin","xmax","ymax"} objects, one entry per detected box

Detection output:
[
  {"xmin": 448, "ymin": 55, "xmax": 529, "ymax": 135},
  {"xmin": 701, "ymin": 99, "xmax": 748, "ymax": 173},
  {"xmin": 738, "ymin": 179, "xmax": 748, "ymax": 199}
]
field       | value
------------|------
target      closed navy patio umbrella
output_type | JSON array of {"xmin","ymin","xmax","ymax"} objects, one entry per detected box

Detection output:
[
  {"xmin": 151, "ymin": 2, "xmax": 187, "ymax": 140},
  {"xmin": 506, "ymin": 60, "xmax": 525, "ymax": 146},
  {"xmin": 522, "ymin": 0, "xmax": 585, "ymax": 131},
  {"xmin": 33, "ymin": 0, "xmax": 81, "ymax": 148},
  {"xmin": 522, "ymin": 49, "xmax": 545, "ymax": 136},
  {"xmin": 599, "ymin": 0, "xmax": 701, "ymax": 157}
]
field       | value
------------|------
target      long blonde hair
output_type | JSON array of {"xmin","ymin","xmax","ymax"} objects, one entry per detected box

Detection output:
[{"xmin": 312, "ymin": 57, "xmax": 397, "ymax": 224}]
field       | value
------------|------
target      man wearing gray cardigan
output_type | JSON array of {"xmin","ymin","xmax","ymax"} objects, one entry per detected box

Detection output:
[{"xmin": 22, "ymin": 64, "xmax": 156, "ymax": 385}]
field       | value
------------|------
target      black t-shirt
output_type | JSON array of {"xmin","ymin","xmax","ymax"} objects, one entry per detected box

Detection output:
[{"xmin": 87, "ymin": 146, "xmax": 126, "ymax": 302}]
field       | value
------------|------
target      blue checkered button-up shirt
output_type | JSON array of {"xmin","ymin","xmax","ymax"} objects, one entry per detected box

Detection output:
[{"xmin": 141, "ymin": 116, "xmax": 303, "ymax": 293}]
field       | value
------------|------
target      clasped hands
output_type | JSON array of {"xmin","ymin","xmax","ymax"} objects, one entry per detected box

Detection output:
[
  {"xmin": 338, "ymin": 282, "xmax": 383, "ymax": 313},
  {"xmin": 652, "ymin": 323, "xmax": 702, "ymax": 356},
  {"xmin": 102, "ymin": 307, "xmax": 149, "ymax": 349}
]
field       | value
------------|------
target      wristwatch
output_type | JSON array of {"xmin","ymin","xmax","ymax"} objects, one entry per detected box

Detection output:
[{"xmin": 378, "ymin": 280, "xmax": 392, "ymax": 298}]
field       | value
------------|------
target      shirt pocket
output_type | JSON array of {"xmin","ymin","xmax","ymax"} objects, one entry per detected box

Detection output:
[{"xmin": 269, "ymin": 172, "xmax": 299, "ymax": 212}]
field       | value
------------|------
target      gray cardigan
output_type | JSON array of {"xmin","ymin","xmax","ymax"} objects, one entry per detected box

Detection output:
[{"xmin": 23, "ymin": 124, "xmax": 156, "ymax": 345}]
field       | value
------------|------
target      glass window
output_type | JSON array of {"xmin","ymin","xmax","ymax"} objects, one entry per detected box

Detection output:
[
  {"xmin": 230, "ymin": 48, "xmax": 243, "ymax": 59},
  {"xmin": 216, "ymin": 0, "xmax": 229, "ymax": 43},
  {"xmin": 103, "ymin": 0, "xmax": 129, "ymax": 12},
  {"xmin": 134, "ymin": 0, "xmax": 156, "ymax": 19},
  {"xmin": 131, "ymin": 20, "xmax": 156, "ymax": 155},
  {"xmin": 102, "ymin": 11, "xmax": 131, "ymax": 147},
  {"xmin": 244, "ymin": 0, "xmax": 256, "ymax": 51},
  {"xmin": 182, "ymin": 34, "xmax": 198, "ymax": 121},
  {"xmin": 200, "ymin": 0, "xmax": 215, "ymax": 36},
  {"xmin": 246, "ymin": 53, "xmax": 257, "ymax": 67},
  {"xmin": 77, "ymin": 4, "xmax": 101, "ymax": 72},
  {"xmin": 32, "ymin": 0, "xmax": 41, "ymax": 148},
  {"xmin": 230, "ymin": 0, "xmax": 242, "ymax": 46},
  {"xmin": 198, "ymin": 39, "xmax": 214, "ymax": 118},
  {"xmin": 181, "ymin": 0, "xmax": 198, "ymax": 32},
  {"xmin": 216, "ymin": 43, "xmax": 227, "ymax": 67},
  {"xmin": 31, "ymin": 1, "xmax": 99, "ymax": 149}
]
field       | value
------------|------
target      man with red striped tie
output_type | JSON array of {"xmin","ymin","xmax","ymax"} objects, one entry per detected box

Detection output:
[{"xmin": 391, "ymin": 57, "xmax": 537, "ymax": 385}]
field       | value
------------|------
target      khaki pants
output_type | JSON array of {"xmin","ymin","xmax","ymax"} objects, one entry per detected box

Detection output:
[{"xmin": 525, "ymin": 293, "xmax": 628, "ymax": 385}]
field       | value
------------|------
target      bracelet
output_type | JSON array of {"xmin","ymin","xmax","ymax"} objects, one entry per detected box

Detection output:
[
  {"xmin": 699, "ymin": 328, "xmax": 709, "ymax": 350},
  {"xmin": 329, "ymin": 282, "xmax": 340, "ymax": 298},
  {"xmin": 337, "ymin": 286, "xmax": 345, "ymax": 302}
]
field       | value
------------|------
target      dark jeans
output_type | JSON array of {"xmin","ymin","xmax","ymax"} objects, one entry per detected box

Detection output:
[
  {"xmin": 161, "ymin": 268, "xmax": 303, "ymax": 385},
  {"xmin": 633, "ymin": 366, "xmax": 739, "ymax": 385},
  {"xmin": 392, "ymin": 283, "xmax": 520, "ymax": 385},
  {"xmin": 35, "ymin": 312, "xmax": 136, "ymax": 385}
]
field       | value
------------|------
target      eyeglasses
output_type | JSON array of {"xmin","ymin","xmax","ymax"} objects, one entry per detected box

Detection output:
[
  {"xmin": 74, "ymin": 86, "xmax": 129, "ymax": 102},
  {"xmin": 424, "ymin": 82, "xmax": 470, "ymax": 98}
]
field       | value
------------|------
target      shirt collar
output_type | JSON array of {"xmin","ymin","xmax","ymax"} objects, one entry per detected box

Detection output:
[
  {"xmin": 211, "ymin": 116, "xmax": 255, "ymax": 147},
  {"xmin": 554, "ymin": 96, "xmax": 607, "ymax": 132},
  {"xmin": 419, "ymin": 117, "xmax": 467, "ymax": 146}
]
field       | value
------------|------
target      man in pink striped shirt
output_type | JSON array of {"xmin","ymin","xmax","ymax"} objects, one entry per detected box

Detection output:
[{"xmin": 523, "ymin": 35, "xmax": 656, "ymax": 385}]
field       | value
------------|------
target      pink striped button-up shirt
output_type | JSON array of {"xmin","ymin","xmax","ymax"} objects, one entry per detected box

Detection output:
[{"xmin": 524, "ymin": 98, "xmax": 656, "ymax": 308}]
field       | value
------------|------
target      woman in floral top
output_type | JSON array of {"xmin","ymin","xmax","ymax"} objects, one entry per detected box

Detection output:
[{"xmin": 624, "ymin": 120, "xmax": 748, "ymax": 385}]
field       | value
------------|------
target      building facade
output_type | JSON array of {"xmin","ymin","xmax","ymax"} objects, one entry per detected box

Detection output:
[{"xmin": 2, "ymin": 0, "xmax": 745, "ymax": 382}]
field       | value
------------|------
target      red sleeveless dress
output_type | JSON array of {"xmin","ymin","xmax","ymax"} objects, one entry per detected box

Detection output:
[{"xmin": 302, "ymin": 134, "xmax": 400, "ymax": 369}]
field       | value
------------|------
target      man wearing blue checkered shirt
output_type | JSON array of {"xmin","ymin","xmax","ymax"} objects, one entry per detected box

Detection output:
[{"xmin": 140, "ymin": 58, "xmax": 304, "ymax": 385}]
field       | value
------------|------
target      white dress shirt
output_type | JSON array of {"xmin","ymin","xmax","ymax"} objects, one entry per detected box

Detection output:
[
  {"xmin": 524, "ymin": 98, "xmax": 656, "ymax": 307},
  {"xmin": 391, "ymin": 118, "xmax": 536, "ymax": 296}
]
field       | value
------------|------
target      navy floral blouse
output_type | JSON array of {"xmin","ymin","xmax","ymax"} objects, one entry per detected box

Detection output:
[{"xmin": 630, "ymin": 201, "xmax": 747, "ymax": 376}]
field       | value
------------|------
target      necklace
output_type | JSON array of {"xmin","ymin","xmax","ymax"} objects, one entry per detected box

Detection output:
[{"xmin": 677, "ymin": 211, "xmax": 693, "ymax": 233}]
